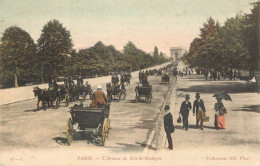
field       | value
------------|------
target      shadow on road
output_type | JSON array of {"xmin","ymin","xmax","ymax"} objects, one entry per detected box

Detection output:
[
  {"xmin": 174, "ymin": 124, "xmax": 216, "ymax": 130},
  {"xmin": 178, "ymin": 81, "xmax": 256, "ymax": 93},
  {"xmin": 131, "ymin": 119, "xmax": 155, "ymax": 130},
  {"xmin": 233, "ymin": 105, "xmax": 260, "ymax": 113},
  {"xmin": 125, "ymin": 100, "xmax": 136, "ymax": 103},
  {"xmin": 115, "ymin": 142, "xmax": 147, "ymax": 152},
  {"xmin": 52, "ymin": 137, "xmax": 68, "ymax": 146}
]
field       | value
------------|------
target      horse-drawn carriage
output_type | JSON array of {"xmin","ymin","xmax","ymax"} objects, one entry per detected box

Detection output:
[
  {"xmin": 111, "ymin": 75, "xmax": 119, "ymax": 85},
  {"xmin": 33, "ymin": 84, "xmax": 70, "ymax": 109},
  {"xmin": 66, "ymin": 104, "xmax": 111, "ymax": 146},
  {"xmin": 120, "ymin": 73, "xmax": 131, "ymax": 85},
  {"xmin": 157, "ymin": 69, "xmax": 162, "ymax": 76},
  {"xmin": 106, "ymin": 83, "xmax": 126, "ymax": 101},
  {"xmin": 135, "ymin": 85, "xmax": 152, "ymax": 103},
  {"xmin": 139, "ymin": 73, "xmax": 148, "ymax": 83},
  {"xmin": 75, "ymin": 83, "xmax": 86, "ymax": 101},
  {"xmin": 161, "ymin": 74, "xmax": 170, "ymax": 84}
]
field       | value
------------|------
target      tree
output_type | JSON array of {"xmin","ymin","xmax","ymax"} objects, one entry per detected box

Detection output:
[
  {"xmin": 153, "ymin": 46, "xmax": 159, "ymax": 64},
  {"xmin": 123, "ymin": 41, "xmax": 138, "ymax": 70},
  {"xmin": 200, "ymin": 17, "xmax": 220, "ymax": 43},
  {"xmin": 37, "ymin": 19, "xmax": 73, "ymax": 79},
  {"xmin": 220, "ymin": 14, "xmax": 249, "ymax": 71},
  {"xmin": 244, "ymin": 2, "xmax": 259, "ymax": 74},
  {"xmin": 184, "ymin": 17, "xmax": 220, "ymax": 69},
  {"xmin": 184, "ymin": 38, "xmax": 202, "ymax": 67},
  {"xmin": 0, "ymin": 26, "xmax": 38, "ymax": 87}
]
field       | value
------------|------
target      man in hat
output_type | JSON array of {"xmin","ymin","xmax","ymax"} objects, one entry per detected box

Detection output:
[
  {"xmin": 193, "ymin": 93, "xmax": 206, "ymax": 130},
  {"xmin": 180, "ymin": 94, "xmax": 192, "ymax": 130},
  {"xmin": 164, "ymin": 105, "xmax": 174, "ymax": 150},
  {"xmin": 91, "ymin": 85, "xmax": 108, "ymax": 107}
]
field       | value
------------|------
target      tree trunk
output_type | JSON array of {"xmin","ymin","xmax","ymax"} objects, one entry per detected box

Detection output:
[{"xmin": 14, "ymin": 73, "xmax": 18, "ymax": 88}]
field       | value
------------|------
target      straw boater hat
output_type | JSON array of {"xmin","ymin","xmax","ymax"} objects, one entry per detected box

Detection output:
[{"xmin": 97, "ymin": 85, "xmax": 102, "ymax": 90}]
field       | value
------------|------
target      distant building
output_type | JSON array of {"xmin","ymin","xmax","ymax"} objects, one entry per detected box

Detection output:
[{"xmin": 170, "ymin": 47, "xmax": 187, "ymax": 61}]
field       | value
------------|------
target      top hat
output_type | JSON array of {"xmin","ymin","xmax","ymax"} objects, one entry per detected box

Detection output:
[
  {"xmin": 185, "ymin": 94, "xmax": 190, "ymax": 99},
  {"xmin": 195, "ymin": 93, "xmax": 200, "ymax": 97},
  {"xmin": 164, "ymin": 105, "xmax": 170, "ymax": 110}
]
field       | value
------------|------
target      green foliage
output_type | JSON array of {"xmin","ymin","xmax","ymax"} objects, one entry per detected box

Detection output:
[
  {"xmin": 184, "ymin": 4, "xmax": 258, "ymax": 74},
  {"xmin": 37, "ymin": 19, "xmax": 73, "ymax": 79},
  {"xmin": 0, "ymin": 19, "xmax": 169, "ymax": 87},
  {"xmin": 122, "ymin": 42, "xmax": 168, "ymax": 71},
  {"xmin": 244, "ymin": 2, "xmax": 259, "ymax": 71},
  {"xmin": 0, "ymin": 26, "xmax": 38, "ymax": 87}
]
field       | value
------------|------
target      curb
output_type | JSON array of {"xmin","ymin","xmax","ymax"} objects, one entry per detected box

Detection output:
[
  {"xmin": 0, "ymin": 98, "xmax": 36, "ymax": 107},
  {"xmin": 143, "ymin": 76, "xmax": 176, "ymax": 152}
]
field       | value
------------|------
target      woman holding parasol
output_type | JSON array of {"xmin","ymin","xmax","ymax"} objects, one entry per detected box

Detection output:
[{"xmin": 213, "ymin": 92, "xmax": 231, "ymax": 129}]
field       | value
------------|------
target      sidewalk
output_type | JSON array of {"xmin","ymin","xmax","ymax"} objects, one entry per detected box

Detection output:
[
  {"xmin": 0, "ymin": 63, "xmax": 170, "ymax": 106},
  {"xmin": 159, "ymin": 73, "xmax": 260, "ymax": 163}
]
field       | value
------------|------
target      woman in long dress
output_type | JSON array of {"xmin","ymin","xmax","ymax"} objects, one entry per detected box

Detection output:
[{"xmin": 214, "ymin": 98, "xmax": 227, "ymax": 129}]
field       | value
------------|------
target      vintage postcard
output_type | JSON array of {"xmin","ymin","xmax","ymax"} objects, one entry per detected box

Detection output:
[{"xmin": 0, "ymin": 0, "xmax": 259, "ymax": 166}]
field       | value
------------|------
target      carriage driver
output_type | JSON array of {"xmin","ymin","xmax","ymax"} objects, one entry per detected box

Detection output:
[{"xmin": 90, "ymin": 85, "xmax": 108, "ymax": 108}]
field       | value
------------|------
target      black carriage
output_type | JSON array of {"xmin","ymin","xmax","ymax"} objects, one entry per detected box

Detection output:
[
  {"xmin": 161, "ymin": 75, "xmax": 170, "ymax": 84},
  {"xmin": 75, "ymin": 84, "xmax": 86, "ymax": 101},
  {"xmin": 120, "ymin": 73, "xmax": 131, "ymax": 85},
  {"xmin": 66, "ymin": 104, "xmax": 111, "ymax": 146},
  {"xmin": 107, "ymin": 84, "xmax": 126, "ymax": 101},
  {"xmin": 139, "ymin": 73, "xmax": 148, "ymax": 83},
  {"xmin": 135, "ymin": 85, "xmax": 152, "ymax": 103},
  {"xmin": 48, "ymin": 85, "xmax": 70, "ymax": 108},
  {"xmin": 111, "ymin": 75, "xmax": 119, "ymax": 85}
]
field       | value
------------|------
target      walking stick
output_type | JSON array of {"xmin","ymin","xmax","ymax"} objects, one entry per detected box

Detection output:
[{"xmin": 164, "ymin": 133, "xmax": 167, "ymax": 148}]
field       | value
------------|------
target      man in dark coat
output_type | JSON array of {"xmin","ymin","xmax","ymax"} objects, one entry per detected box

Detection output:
[
  {"xmin": 164, "ymin": 105, "xmax": 174, "ymax": 150},
  {"xmin": 180, "ymin": 94, "xmax": 192, "ymax": 130},
  {"xmin": 193, "ymin": 93, "xmax": 206, "ymax": 130}
]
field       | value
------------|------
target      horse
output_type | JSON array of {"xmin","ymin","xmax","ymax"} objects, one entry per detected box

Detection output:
[
  {"xmin": 33, "ymin": 86, "xmax": 51, "ymax": 109},
  {"xmin": 106, "ymin": 83, "xmax": 113, "ymax": 101},
  {"xmin": 85, "ymin": 84, "xmax": 93, "ymax": 100},
  {"xmin": 120, "ymin": 74, "xmax": 130, "ymax": 86}
]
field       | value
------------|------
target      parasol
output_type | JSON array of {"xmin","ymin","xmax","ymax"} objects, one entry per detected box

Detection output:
[{"xmin": 213, "ymin": 92, "xmax": 232, "ymax": 101}]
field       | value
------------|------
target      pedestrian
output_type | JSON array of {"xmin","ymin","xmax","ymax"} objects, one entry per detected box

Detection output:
[
  {"xmin": 193, "ymin": 93, "xmax": 207, "ymax": 130},
  {"xmin": 164, "ymin": 105, "xmax": 174, "ymax": 150},
  {"xmin": 217, "ymin": 72, "xmax": 220, "ymax": 80},
  {"xmin": 214, "ymin": 98, "xmax": 227, "ymax": 129},
  {"xmin": 234, "ymin": 71, "xmax": 237, "ymax": 80},
  {"xmin": 180, "ymin": 94, "xmax": 192, "ymax": 130}
]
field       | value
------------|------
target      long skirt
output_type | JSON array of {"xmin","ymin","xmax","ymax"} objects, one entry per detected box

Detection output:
[{"xmin": 214, "ymin": 114, "xmax": 225, "ymax": 129}]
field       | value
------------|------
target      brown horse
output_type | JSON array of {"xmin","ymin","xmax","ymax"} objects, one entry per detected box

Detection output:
[
  {"xmin": 33, "ymin": 86, "xmax": 51, "ymax": 109},
  {"xmin": 106, "ymin": 83, "xmax": 112, "ymax": 101}
]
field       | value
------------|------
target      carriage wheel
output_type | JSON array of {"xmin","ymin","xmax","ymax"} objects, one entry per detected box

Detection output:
[
  {"xmin": 135, "ymin": 89, "xmax": 139, "ymax": 103},
  {"xmin": 65, "ymin": 94, "xmax": 70, "ymax": 107},
  {"xmin": 42, "ymin": 101, "xmax": 46, "ymax": 109},
  {"xmin": 54, "ymin": 98, "xmax": 59, "ymax": 109},
  {"xmin": 66, "ymin": 118, "xmax": 73, "ymax": 145},
  {"xmin": 82, "ymin": 92, "xmax": 86, "ymax": 101},
  {"xmin": 149, "ymin": 91, "xmax": 152, "ymax": 103},
  {"xmin": 105, "ymin": 118, "xmax": 110, "ymax": 138},
  {"xmin": 101, "ymin": 118, "xmax": 108, "ymax": 146},
  {"xmin": 122, "ymin": 92, "xmax": 126, "ymax": 100},
  {"xmin": 118, "ymin": 92, "xmax": 122, "ymax": 100}
]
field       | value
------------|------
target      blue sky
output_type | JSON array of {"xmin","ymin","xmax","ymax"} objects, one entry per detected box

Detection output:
[{"xmin": 0, "ymin": 0, "xmax": 256, "ymax": 55}]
